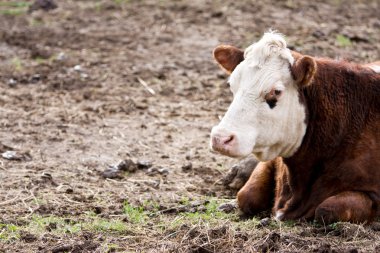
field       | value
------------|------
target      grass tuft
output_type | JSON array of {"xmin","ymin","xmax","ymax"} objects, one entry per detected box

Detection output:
[
  {"xmin": 0, "ymin": 1, "xmax": 30, "ymax": 16},
  {"xmin": 336, "ymin": 34, "xmax": 352, "ymax": 47},
  {"xmin": 0, "ymin": 223, "xmax": 20, "ymax": 242},
  {"xmin": 123, "ymin": 201, "xmax": 148, "ymax": 223}
]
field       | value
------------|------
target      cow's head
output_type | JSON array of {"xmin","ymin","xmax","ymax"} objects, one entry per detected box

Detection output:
[{"xmin": 210, "ymin": 32, "xmax": 316, "ymax": 161}]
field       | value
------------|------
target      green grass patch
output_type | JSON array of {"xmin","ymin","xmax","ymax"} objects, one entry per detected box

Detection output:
[
  {"xmin": 0, "ymin": 1, "xmax": 30, "ymax": 16},
  {"xmin": 123, "ymin": 201, "xmax": 148, "ymax": 223},
  {"xmin": 11, "ymin": 57, "xmax": 23, "ymax": 71},
  {"xmin": 0, "ymin": 214, "xmax": 132, "ymax": 241},
  {"xmin": 113, "ymin": 0, "xmax": 130, "ymax": 4},
  {"xmin": 0, "ymin": 1, "xmax": 30, "ymax": 8},
  {"xmin": 0, "ymin": 223, "xmax": 21, "ymax": 242},
  {"xmin": 336, "ymin": 34, "xmax": 352, "ymax": 47},
  {"xmin": 91, "ymin": 219, "xmax": 128, "ymax": 233}
]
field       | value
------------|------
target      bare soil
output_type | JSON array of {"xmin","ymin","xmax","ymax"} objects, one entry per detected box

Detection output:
[{"xmin": 0, "ymin": 0, "xmax": 379, "ymax": 252}]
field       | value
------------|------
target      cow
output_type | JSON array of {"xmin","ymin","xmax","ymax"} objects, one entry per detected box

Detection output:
[{"xmin": 210, "ymin": 31, "xmax": 380, "ymax": 224}]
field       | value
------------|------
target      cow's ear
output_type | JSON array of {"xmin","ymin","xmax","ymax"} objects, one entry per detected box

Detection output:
[
  {"xmin": 213, "ymin": 45, "xmax": 244, "ymax": 74},
  {"xmin": 291, "ymin": 56, "xmax": 317, "ymax": 87}
]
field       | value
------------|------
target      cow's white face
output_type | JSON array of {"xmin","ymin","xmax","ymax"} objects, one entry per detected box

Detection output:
[{"xmin": 211, "ymin": 32, "xmax": 311, "ymax": 161}]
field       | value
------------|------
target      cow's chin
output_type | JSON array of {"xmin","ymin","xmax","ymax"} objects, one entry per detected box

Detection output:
[{"xmin": 252, "ymin": 147, "xmax": 279, "ymax": 162}]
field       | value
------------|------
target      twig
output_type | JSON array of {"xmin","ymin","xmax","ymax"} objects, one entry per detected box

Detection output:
[
  {"xmin": 62, "ymin": 195, "xmax": 82, "ymax": 204},
  {"xmin": 0, "ymin": 194, "xmax": 20, "ymax": 206},
  {"xmin": 137, "ymin": 77, "xmax": 155, "ymax": 95}
]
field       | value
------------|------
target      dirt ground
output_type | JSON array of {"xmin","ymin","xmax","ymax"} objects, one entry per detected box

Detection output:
[{"xmin": 0, "ymin": 0, "xmax": 379, "ymax": 252}]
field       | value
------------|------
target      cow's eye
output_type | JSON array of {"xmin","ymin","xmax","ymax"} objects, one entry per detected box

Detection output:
[{"xmin": 264, "ymin": 88, "xmax": 283, "ymax": 109}]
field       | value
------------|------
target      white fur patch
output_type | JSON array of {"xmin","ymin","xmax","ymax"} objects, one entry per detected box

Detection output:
[
  {"xmin": 368, "ymin": 65, "xmax": 380, "ymax": 73},
  {"xmin": 244, "ymin": 31, "xmax": 295, "ymax": 69},
  {"xmin": 275, "ymin": 211, "xmax": 284, "ymax": 221}
]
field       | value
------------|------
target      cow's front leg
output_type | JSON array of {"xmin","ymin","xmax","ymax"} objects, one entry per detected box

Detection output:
[
  {"xmin": 315, "ymin": 191, "xmax": 375, "ymax": 224},
  {"xmin": 237, "ymin": 160, "xmax": 276, "ymax": 216}
]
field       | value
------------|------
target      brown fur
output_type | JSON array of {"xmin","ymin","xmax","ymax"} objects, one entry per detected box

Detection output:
[{"xmin": 235, "ymin": 54, "xmax": 380, "ymax": 223}]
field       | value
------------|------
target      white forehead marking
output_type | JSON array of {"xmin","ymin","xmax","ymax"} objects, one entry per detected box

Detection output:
[
  {"xmin": 228, "ymin": 31, "xmax": 295, "ymax": 93},
  {"xmin": 244, "ymin": 31, "xmax": 294, "ymax": 68}
]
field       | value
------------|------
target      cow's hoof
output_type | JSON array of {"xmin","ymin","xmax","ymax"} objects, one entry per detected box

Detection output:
[
  {"xmin": 223, "ymin": 156, "xmax": 258, "ymax": 190},
  {"xmin": 275, "ymin": 211, "xmax": 285, "ymax": 221}
]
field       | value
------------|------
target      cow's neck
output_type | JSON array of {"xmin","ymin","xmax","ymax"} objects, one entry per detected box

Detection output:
[{"xmin": 284, "ymin": 59, "xmax": 378, "ymax": 196}]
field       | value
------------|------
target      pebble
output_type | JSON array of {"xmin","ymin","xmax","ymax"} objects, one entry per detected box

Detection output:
[
  {"xmin": 259, "ymin": 217, "xmax": 271, "ymax": 227},
  {"xmin": 157, "ymin": 168, "xmax": 169, "ymax": 175},
  {"xmin": 56, "ymin": 52, "xmax": 66, "ymax": 61},
  {"xmin": 137, "ymin": 159, "xmax": 153, "ymax": 169},
  {"xmin": 217, "ymin": 201, "xmax": 237, "ymax": 213},
  {"xmin": 182, "ymin": 162, "xmax": 192, "ymax": 172},
  {"xmin": 102, "ymin": 166, "xmax": 122, "ymax": 179},
  {"xmin": 146, "ymin": 167, "xmax": 168, "ymax": 176},
  {"xmin": 73, "ymin": 65, "xmax": 82, "ymax": 72},
  {"xmin": 2, "ymin": 150, "xmax": 32, "ymax": 161},
  {"xmin": 223, "ymin": 156, "xmax": 258, "ymax": 190},
  {"xmin": 8, "ymin": 78, "xmax": 17, "ymax": 86},
  {"xmin": 28, "ymin": 0, "xmax": 57, "ymax": 13},
  {"xmin": 116, "ymin": 159, "xmax": 137, "ymax": 172}
]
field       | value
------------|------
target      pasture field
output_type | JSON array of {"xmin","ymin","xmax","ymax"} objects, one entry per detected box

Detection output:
[{"xmin": 0, "ymin": 0, "xmax": 379, "ymax": 252}]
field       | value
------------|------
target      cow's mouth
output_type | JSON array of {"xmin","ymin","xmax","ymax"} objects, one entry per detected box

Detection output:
[{"xmin": 211, "ymin": 145, "xmax": 242, "ymax": 158}]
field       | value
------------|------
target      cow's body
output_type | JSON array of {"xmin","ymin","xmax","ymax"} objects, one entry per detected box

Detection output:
[{"xmin": 211, "ymin": 32, "xmax": 380, "ymax": 223}]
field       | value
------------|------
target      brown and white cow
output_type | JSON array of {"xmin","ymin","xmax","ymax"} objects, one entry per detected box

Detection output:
[{"xmin": 211, "ymin": 31, "xmax": 380, "ymax": 224}]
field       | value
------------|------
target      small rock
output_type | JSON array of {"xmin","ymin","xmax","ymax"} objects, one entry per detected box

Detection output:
[
  {"xmin": 158, "ymin": 168, "xmax": 169, "ymax": 175},
  {"xmin": 102, "ymin": 166, "xmax": 122, "ymax": 179},
  {"xmin": 30, "ymin": 74, "xmax": 41, "ymax": 83},
  {"xmin": 73, "ymin": 65, "xmax": 82, "ymax": 72},
  {"xmin": 137, "ymin": 159, "xmax": 153, "ymax": 169},
  {"xmin": 259, "ymin": 217, "xmax": 271, "ymax": 227},
  {"xmin": 116, "ymin": 159, "xmax": 137, "ymax": 172},
  {"xmin": 93, "ymin": 206, "xmax": 102, "ymax": 214},
  {"xmin": 56, "ymin": 184, "xmax": 73, "ymax": 193},
  {"xmin": 2, "ymin": 150, "xmax": 32, "ymax": 161},
  {"xmin": 65, "ymin": 188, "xmax": 74, "ymax": 194},
  {"xmin": 218, "ymin": 201, "xmax": 237, "ymax": 213},
  {"xmin": 135, "ymin": 102, "xmax": 148, "ymax": 110},
  {"xmin": 182, "ymin": 162, "xmax": 192, "ymax": 172},
  {"xmin": 146, "ymin": 167, "xmax": 158, "ymax": 176},
  {"xmin": 80, "ymin": 73, "xmax": 89, "ymax": 79},
  {"xmin": 223, "ymin": 156, "xmax": 258, "ymax": 190},
  {"xmin": 8, "ymin": 78, "xmax": 17, "ymax": 86},
  {"xmin": 56, "ymin": 52, "xmax": 66, "ymax": 61},
  {"xmin": 28, "ymin": 0, "xmax": 57, "ymax": 13},
  {"xmin": 41, "ymin": 172, "xmax": 53, "ymax": 180}
]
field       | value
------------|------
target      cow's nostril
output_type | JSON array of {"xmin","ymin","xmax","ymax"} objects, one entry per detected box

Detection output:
[{"xmin": 223, "ymin": 135, "xmax": 235, "ymax": 145}]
